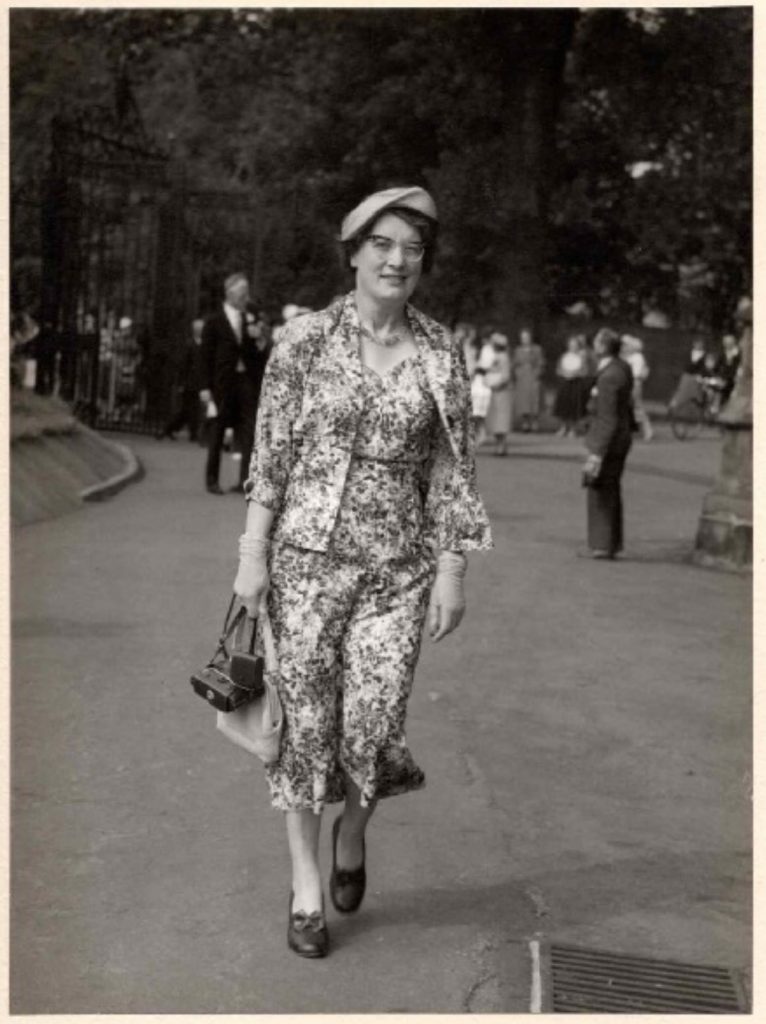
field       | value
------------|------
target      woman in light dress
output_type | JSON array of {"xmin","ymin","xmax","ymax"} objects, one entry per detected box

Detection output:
[
  {"xmin": 512, "ymin": 327, "xmax": 544, "ymax": 432},
  {"xmin": 554, "ymin": 334, "xmax": 588, "ymax": 436},
  {"xmin": 621, "ymin": 334, "xmax": 652, "ymax": 441},
  {"xmin": 233, "ymin": 186, "xmax": 492, "ymax": 958},
  {"xmin": 479, "ymin": 331, "xmax": 513, "ymax": 455}
]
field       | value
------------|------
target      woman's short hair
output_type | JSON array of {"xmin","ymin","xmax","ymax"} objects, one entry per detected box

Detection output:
[{"xmin": 340, "ymin": 206, "xmax": 438, "ymax": 274}]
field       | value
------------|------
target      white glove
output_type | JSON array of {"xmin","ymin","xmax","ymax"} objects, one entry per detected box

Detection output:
[
  {"xmin": 428, "ymin": 551, "xmax": 467, "ymax": 642},
  {"xmin": 233, "ymin": 534, "xmax": 270, "ymax": 618},
  {"xmin": 582, "ymin": 453, "xmax": 602, "ymax": 483}
]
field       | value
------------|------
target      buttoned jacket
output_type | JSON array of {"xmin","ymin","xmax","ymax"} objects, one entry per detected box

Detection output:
[
  {"xmin": 245, "ymin": 294, "xmax": 493, "ymax": 553},
  {"xmin": 200, "ymin": 306, "xmax": 269, "ymax": 404},
  {"xmin": 585, "ymin": 356, "xmax": 635, "ymax": 458}
]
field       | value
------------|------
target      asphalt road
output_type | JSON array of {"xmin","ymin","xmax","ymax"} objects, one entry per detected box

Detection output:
[{"xmin": 10, "ymin": 427, "xmax": 751, "ymax": 1012}]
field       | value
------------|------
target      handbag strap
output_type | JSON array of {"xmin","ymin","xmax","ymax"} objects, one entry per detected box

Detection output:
[
  {"xmin": 220, "ymin": 594, "xmax": 241, "ymax": 641},
  {"xmin": 209, "ymin": 595, "xmax": 277, "ymax": 670},
  {"xmin": 260, "ymin": 604, "xmax": 278, "ymax": 673},
  {"xmin": 210, "ymin": 595, "xmax": 253, "ymax": 666},
  {"xmin": 233, "ymin": 608, "xmax": 257, "ymax": 656}
]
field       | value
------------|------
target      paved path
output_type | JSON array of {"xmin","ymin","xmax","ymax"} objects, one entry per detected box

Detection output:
[{"xmin": 11, "ymin": 426, "xmax": 750, "ymax": 1012}]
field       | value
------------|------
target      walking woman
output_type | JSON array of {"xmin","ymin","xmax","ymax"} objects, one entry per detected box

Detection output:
[
  {"xmin": 483, "ymin": 332, "xmax": 513, "ymax": 455},
  {"xmin": 581, "ymin": 329, "xmax": 634, "ymax": 559},
  {"xmin": 233, "ymin": 186, "xmax": 492, "ymax": 957},
  {"xmin": 553, "ymin": 334, "xmax": 587, "ymax": 436},
  {"xmin": 621, "ymin": 334, "xmax": 653, "ymax": 441}
]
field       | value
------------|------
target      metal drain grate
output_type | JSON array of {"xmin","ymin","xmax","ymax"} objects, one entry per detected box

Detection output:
[{"xmin": 546, "ymin": 943, "xmax": 748, "ymax": 1013}]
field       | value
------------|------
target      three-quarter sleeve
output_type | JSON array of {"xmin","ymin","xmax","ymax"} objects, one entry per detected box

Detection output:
[
  {"xmin": 244, "ymin": 323, "xmax": 307, "ymax": 511},
  {"xmin": 422, "ymin": 342, "xmax": 493, "ymax": 552}
]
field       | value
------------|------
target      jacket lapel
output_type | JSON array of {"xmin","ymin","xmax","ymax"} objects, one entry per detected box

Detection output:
[
  {"xmin": 219, "ymin": 308, "xmax": 240, "ymax": 348},
  {"xmin": 408, "ymin": 306, "xmax": 459, "ymax": 456},
  {"xmin": 420, "ymin": 346, "xmax": 452, "ymax": 418},
  {"xmin": 322, "ymin": 296, "xmax": 365, "ymax": 393}
]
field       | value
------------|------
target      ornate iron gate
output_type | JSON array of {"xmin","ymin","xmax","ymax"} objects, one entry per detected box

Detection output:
[
  {"xmin": 38, "ymin": 102, "xmax": 258, "ymax": 434},
  {"xmin": 40, "ymin": 107, "xmax": 171, "ymax": 430}
]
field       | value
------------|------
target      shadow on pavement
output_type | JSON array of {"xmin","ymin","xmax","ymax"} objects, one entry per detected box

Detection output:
[{"xmin": 329, "ymin": 845, "xmax": 750, "ymax": 964}]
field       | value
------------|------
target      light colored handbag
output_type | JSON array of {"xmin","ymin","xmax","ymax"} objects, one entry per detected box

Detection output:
[{"xmin": 216, "ymin": 606, "xmax": 283, "ymax": 764}]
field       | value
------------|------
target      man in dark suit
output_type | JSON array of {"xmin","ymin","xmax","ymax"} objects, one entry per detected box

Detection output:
[
  {"xmin": 199, "ymin": 273, "xmax": 270, "ymax": 494},
  {"xmin": 158, "ymin": 318, "xmax": 206, "ymax": 442},
  {"xmin": 581, "ymin": 329, "xmax": 635, "ymax": 559}
]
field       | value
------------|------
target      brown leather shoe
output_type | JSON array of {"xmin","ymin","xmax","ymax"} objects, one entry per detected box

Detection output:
[
  {"xmin": 287, "ymin": 893, "xmax": 329, "ymax": 958},
  {"xmin": 330, "ymin": 815, "xmax": 367, "ymax": 914}
]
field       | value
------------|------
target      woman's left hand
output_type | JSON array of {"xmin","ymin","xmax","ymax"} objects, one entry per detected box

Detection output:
[{"xmin": 428, "ymin": 568, "xmax": 466, "ymax": 642}]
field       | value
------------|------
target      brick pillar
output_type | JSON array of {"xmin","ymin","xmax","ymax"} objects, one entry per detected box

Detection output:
[{"xmin": 693, "ymin": 299, "xmax": 752, "ymax": 569}]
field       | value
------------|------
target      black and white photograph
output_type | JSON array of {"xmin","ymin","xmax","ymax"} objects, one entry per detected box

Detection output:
[{"xmin": 9, "ymin": 4, "xmax": 753, "ymax": 1014}]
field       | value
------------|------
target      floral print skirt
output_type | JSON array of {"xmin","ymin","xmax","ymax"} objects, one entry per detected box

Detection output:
[{"xmin": 264, "ymin": 541, "xmax": 435, "ymax": 814}]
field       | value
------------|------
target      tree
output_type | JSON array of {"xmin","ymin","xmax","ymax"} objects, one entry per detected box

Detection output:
[
  {"xmin": 549, "ymin": 7, "xmax": 752, "ymax": 331},
  {"xmin": 10, "ymin": 8, "xmax": 751, "ymax": 335},
  {"xmin": 10, "ymin": 8, "xmax": 578, "ymax": 329}
]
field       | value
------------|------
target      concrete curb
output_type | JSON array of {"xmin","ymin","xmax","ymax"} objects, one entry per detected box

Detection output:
[{"xmin": 79, "ymin": 431, "xmax": 145, "ymax": 503}]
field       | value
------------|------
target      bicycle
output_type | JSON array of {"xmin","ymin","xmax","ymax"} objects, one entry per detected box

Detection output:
[{"xmin": 667, "ymin": 374, "xmax": 724, "ymax": 440}]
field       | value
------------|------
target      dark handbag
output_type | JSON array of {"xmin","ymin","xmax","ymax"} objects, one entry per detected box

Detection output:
[{"xmin": 190, "ymin": 595, "xmax": 265, "ymax": 712}]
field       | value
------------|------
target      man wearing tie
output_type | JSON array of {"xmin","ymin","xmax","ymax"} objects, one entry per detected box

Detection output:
[{"xmin": 199, "ymin": 273, "xmax": 270, "ymax": 494}]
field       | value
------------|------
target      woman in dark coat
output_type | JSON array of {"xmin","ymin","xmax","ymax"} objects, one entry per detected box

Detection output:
[{"xmin": 581, "ymin": 330, "xmax": 634, "ymax": 559}]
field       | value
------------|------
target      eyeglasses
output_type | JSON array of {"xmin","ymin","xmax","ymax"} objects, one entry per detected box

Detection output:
[{"xmin": 365, "ymin": 234, "xmax": 425, "ymax": 264}]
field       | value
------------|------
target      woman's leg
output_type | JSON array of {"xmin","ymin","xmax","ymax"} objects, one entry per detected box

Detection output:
[
  {"xmin": 638, "ymin": 403, "xmax": 653, "ymax": 441},
  {"xmin": 266, "ymin": 545, "xmax": 357, "ymax": 911},
  {"xmin": 286, "ymin": 809, "xmax": 323, "ymax": 913},
  {"xmin": 473, "ymin": 416, "xmax": 486, "ymax": 447},
  {"xmin": 339, "ymin": 555, "xmax": 431, "ymax": 813},
  {"xmin": 336, "ymin": 777, "xmax": 376, "ymax": 869}
]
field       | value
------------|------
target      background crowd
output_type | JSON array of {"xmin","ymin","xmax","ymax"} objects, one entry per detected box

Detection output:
[{"xmin": 12, "ymin": 296, "xmax": 746, "ymax": 478}]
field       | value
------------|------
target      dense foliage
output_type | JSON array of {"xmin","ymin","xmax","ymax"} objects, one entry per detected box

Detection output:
[
  {"xmin": 10, "ymin": 7, "xmax": 751, "ymax": 332},
  {"xmin": 551, "ymin": 7, "xmax": 752, "ymax": 331}
]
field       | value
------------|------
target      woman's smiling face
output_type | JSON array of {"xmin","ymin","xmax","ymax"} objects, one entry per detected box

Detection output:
[{"xmin": 351, "ymin": 212, "xmax": 423, "ymax": 307}]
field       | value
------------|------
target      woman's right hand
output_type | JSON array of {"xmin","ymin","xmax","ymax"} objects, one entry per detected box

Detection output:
[{"xmin": 233, "ymin": 555, "xmax": 269, "ymax": 619}]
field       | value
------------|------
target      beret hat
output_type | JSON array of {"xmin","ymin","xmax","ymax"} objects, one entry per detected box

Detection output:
[{"xmin": 340, "ymin": 186, "xmax": 437, "ymax": 241}]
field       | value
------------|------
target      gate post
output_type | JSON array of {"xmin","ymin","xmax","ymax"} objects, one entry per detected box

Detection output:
[
  {"xmin": 693, "ymin": 298, "xmax": 752, "ymax": 569},
  {"xmin": 149, "ymin": 182, "xmax": 187, "ymax": 427}
]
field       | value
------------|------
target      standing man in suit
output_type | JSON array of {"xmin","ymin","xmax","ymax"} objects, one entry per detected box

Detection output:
[
  {"xmin": 199, "ymin": 273, "xmax": 270, "ymax": 494},
  {"xmin": 580, "ymin": 329, "xmax": 635, "ymax": 559},
  {"xmin": 158, "ymin": 318, "xmax": 206, "ymax": 441}
]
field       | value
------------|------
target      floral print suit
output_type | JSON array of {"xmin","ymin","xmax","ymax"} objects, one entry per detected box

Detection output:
[{"xmin": 245, "ymin": 293, "xmax": 492, "ymax": 813}]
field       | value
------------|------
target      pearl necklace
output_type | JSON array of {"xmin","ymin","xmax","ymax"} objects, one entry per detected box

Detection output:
[{"xmin": 359, "ymin": 322, "xmax": 406, "ymax": 348}]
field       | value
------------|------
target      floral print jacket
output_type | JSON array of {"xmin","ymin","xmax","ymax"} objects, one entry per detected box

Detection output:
[{"xmin": 245, "ymin": 293, "xmax": 493, "ymax": 553}]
